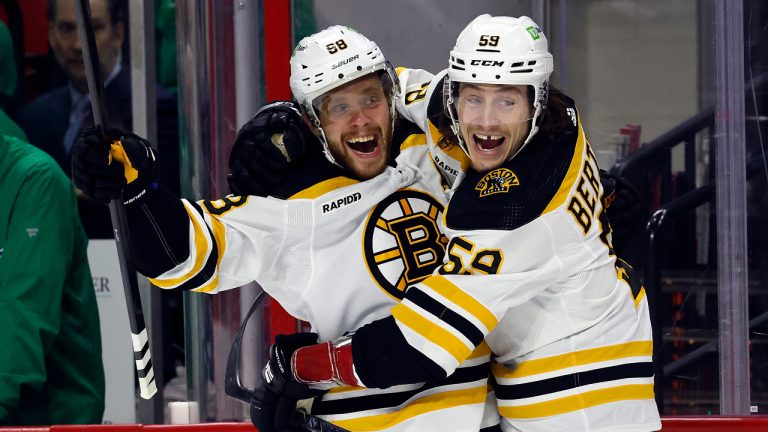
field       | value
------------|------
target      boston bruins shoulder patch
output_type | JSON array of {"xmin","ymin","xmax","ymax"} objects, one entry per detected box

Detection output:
[{"xmin": 475, "ymin": 168, "xmax": 520, "ymax": 197}]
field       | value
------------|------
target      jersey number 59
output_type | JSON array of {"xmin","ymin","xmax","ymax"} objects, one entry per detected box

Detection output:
[{"xmin": 438, "ymin": 237, "xmax": 503, "ymax": 275}]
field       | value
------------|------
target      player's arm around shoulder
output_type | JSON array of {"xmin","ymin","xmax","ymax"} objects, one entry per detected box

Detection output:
[
  {"xmin": 395, "ymin": 67, "xmax": 437, "ymax": 130},
  {"xmin": 144, "ymin": 192, "xmax": 297, "ymax": 294}
]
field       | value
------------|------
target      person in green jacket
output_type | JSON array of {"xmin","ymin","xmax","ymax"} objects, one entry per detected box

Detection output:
[
  {"xmin": 0, "ymin": 131, "xmax": 105, "ymax": 425},
  {"xmin": 0, "ymin": 21, "xmax": 26, "ymax": 141}
]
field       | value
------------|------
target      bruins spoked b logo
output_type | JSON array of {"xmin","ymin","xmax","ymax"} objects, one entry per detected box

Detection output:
[{"xmin": 363, "ymin": 190, "xmax": 448, "ymax": 299}]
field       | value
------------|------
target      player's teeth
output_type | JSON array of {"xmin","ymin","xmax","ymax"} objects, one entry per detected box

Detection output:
[
  {"xmin": 347, "ymin": 135, "xmax": 374, "ymax": 143},
  {"xmin": 475, "ymin": 134, "xmax": 502, "ymax": 140}
]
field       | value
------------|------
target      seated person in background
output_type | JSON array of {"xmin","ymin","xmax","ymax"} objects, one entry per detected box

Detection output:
[
  {"xmin": 0, "ymin": 131, "xmax": 104, "ymax": 426},
  {"xmin": 0, "ymin": 21, "xmax": 26, "ymax": 141}
]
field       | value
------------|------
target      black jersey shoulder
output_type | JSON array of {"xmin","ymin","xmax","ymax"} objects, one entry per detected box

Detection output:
[
  {"xmin": 264, "ymin": 118, "xmax": 424, "ymax": 200},
  {"xmin": 266, "ymin": 150, "xmax": 348, "ymax": 199},
  {"xmin": 445, "ymin": 97, "xmax": 582, "ymax": 232},
  {"xmin": 426, "ymin": 75, "xmax": 448, "ymax": 131},
  {"xmin": 392, "ymin": 117, "xmax": 426, "ymax": 155}
]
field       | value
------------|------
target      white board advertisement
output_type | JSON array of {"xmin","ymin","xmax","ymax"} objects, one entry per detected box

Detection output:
[{"xmin": 87, "ymin": 239, "xmax": 136, "ymax": 424}]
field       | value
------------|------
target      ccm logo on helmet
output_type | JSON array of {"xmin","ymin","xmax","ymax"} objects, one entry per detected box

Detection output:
[
  {"xmin": 332, "ymin": 54, "xmax": 359, "ymax": 70},
  {"xmin": 322, "ymin": 192, "xmax": 362, "ymax": 213},
  {"xmin": 470, "ymin": 59, "xmax": 505, "ymax": 67}
]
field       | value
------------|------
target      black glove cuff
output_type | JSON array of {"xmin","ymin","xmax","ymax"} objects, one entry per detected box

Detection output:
[{"xmin": 123, "ymin": 180, "xmax": 158, "ymax": 205}]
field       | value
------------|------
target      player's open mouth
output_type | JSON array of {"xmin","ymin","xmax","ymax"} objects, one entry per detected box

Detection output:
[
  {"xmin": 346, "ymin": 135, "xmax": 380, "ymax": 158},
  {"xmin": 473, "ymin": 133, "xmax": 505, "ymax": 151}
]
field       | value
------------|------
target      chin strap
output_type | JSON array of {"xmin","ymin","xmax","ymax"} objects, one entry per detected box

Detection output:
[{"xmin": 291, "ymin": 336, "xmax": 363, "ymax": 388}]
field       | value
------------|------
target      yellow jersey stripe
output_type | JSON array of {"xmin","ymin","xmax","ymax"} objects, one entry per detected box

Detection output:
[
  {"xmin": 542, "ymin": 118, "xmax": 586, "ymax": 214},
  {"xmin": 498, "ymin": 383, "xmax": 655, "ymax": 419},
  {"xmin": 634, "ymin": 287, "xmax": 647, "ymax": 309},
  {"xmin": 400, "ymin": 133, "xmax": 426, "ymax": 151},
  {"xmin": 392, "ymin": 303, "xmax": 471, "ymax": 364},
  {"xmin": 289, "ymin": 177, "xmax": 360, "ymax": 200},
  {"xmin": 331, "ymin": 385, "xmax": 487, "ymax": 431},
  {"xmin": 191, "ymin": 214, "xmax": 227, "ymax": 293},
  {"xmin": 422, "ymin": 276, "xmax": 498, "ymax": 332},
  {"xmin": 326, "ymin": 386, "xmax": 361, "ymax": 395},
  {"xmin": 426, "ymin": 120, "xmax": 471, "ymax": 173},
  {"xmin": 468, "ymin": 341, "xmax": 491, "ymax": 360},
  {"xmin": 149, "ymin": 203, "xmax": 210, "ymax": 288},
  {"xmin": 492, "ymin": 341, "xmax": 654, "ymax": 378}
]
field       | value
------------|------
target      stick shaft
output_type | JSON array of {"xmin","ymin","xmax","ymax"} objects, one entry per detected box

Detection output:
[{"xmin": 73, "ymin": 0, "xmax": 157, "ymax": 400}]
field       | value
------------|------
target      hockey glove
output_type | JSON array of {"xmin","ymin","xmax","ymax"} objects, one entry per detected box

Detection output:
[
  {"xmin": 228, "ymin": 101, "xmax": 312, "ymax": 196},
  {"xmin": 72, "ymin": 126, "xmax": 158, "ymax": 204},
  {"xmin": 258, "ymin": 333, "xmax": 327, "ymax": 432},
  {"xmin": 250, "ymin": 385, "xmax": 309, "ymax": 432},
  {"xmin": 599, "ymin": 170, "xmax": 642, "ymax": 230}
]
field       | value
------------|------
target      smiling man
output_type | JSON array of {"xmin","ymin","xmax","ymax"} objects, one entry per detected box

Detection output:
[
  {"xmin": 266, "ymin": 15, "xmax": 662, "ymax": 432},
  {"xmin": 451, "ymin": 83, "xmax": 532, "ymax": 171},
  {"xmin": 287, "ymin": 29, "xmax": 399, "ymax": 182},
  {"xmin": 72, "ymin": 25, "xmax": 500, "ymax": 432},
  {"xmin": 311, "ymin": 75, "xmax": 393, "ymax": 178}
]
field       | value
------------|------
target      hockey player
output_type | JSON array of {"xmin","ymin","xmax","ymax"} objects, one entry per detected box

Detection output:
[
  {"xmin": 72, "ymin": 26, "xmax": 499, "ymax": 432},
  {"xmin": 259, "ymin": 15, "xmax": 663, "ymax": 432}
]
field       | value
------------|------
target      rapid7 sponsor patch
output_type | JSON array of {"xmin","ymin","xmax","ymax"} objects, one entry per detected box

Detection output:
[{"xmin": 322, "ymin": 192, "xmax": 362, "ymax": 213}]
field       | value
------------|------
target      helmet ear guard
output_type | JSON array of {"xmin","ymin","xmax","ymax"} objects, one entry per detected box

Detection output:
[{"xmin": 443, "ymin": 78, "xmax": 461, "ymax": 141}]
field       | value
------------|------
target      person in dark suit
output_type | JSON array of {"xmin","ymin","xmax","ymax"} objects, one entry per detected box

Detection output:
[
  {"xmin": 16, "ymin": 0, "xmax": 184, "ymax": 387},
  {"xmin": 17, "ymin": 0, "xmax": 179, "ymax": 239}
]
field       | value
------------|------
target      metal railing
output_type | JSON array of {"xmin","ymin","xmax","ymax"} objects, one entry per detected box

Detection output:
[{"xmin": 608, "ymin": 71, "xmax": 767, "ymax": 413}]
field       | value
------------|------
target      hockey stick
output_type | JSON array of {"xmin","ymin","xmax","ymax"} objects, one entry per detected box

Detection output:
[
  {"xmin": 225, "ymin": 291, "xmax": 349, "ymax": 432},
  {"xmin": 73, "ymin": 0, "xmax": 157, "ymax": 400}
]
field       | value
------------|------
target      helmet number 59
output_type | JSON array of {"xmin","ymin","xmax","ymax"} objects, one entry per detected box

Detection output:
[{"xmin": 478, "ymin": 35, "xmax": 500, "ymax": 47}]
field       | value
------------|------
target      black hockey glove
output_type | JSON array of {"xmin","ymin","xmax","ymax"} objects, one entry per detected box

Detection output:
[
  {"xmin": 250, "ymin": 386, "xmax": 310, "ymax": 432},
  {"xmin": 72, "ymin": 126, "xmax": 158, "ymax": 204},
  {"xmin": 600, "ymin": 169, "xmax": 642, "ymax": 230},
  {"xmin": 228, "ymin": 101, "xmax": 313, "ymax": 196},
  {"xmin": 253, "ymin": 333, "xmax": 327, "ymax": 432}
]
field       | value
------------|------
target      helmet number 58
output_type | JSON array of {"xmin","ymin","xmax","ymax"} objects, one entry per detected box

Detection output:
[{"xmin": 326, "ymin": 39, "xmax": 348, "ymax": 54}]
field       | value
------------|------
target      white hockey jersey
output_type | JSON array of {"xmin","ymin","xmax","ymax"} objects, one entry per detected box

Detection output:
[
  {"xmin": 395, "ymin": 68, "xmax": 469, "ymax": 188},
  {"xmin": 146, "ymin": 125, "xmax": 495, "ymax": 431},
  {"xmin": 387, "ymin": 86, "xmax": 662, "ymax": 431}
]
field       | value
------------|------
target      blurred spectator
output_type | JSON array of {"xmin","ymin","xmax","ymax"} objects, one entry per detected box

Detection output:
[
  {"xmin": 0, "ymin": 18, "xmax": 104, "ymax": 427},
  {"xmin": 0, "ymin": 20, "xmax": 26, "ymax": 141},
  {"xmin": 17, "ymin": 0, "xmax": 179, "ymax": 239},
  {"xmin": 0, "ymin": 130, "xmax": 105, "ymax": 425},
  {"xmin": 15, "ymin": 0, "xmax": 183, "ymax": 385}
]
